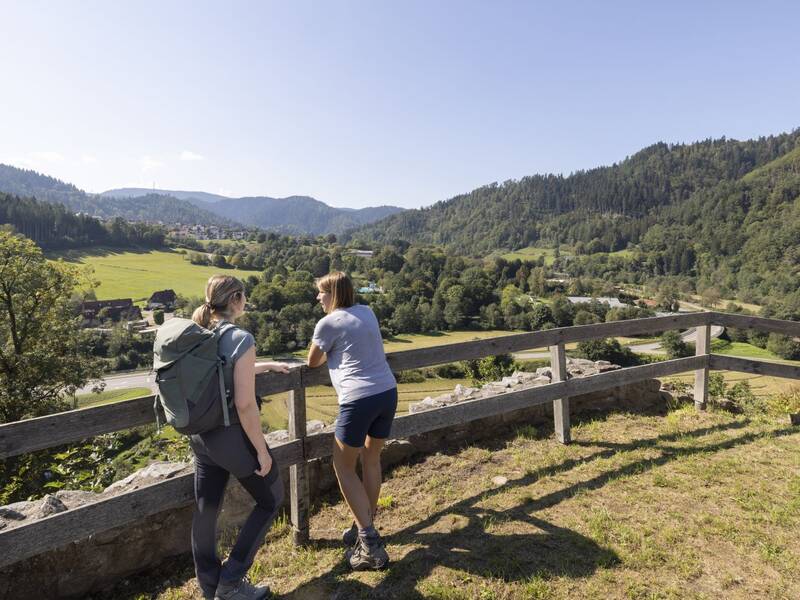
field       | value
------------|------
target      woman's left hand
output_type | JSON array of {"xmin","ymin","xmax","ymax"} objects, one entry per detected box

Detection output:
[{"xmin": 255, "ymin": 361, "xmax": 291, "ymax": 374}]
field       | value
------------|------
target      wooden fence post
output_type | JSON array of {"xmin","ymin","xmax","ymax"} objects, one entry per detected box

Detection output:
[
  {"xmin": 287, "ymin": 385, "xmax": 309, "ymax": 544},
  {"xmin": 549, "ymin": 342, "xmax": 570, "ymax": 444},
  {"xmin": 694, "ymin": 325, "xmax": 711, "ymax": 410}
]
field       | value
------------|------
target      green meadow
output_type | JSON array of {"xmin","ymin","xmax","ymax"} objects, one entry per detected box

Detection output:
[
  {"xmin": 497, "ymin": 246, "xmax": 561, "ymax": 264},
  {"xmin": 48, "ymin": 248, "xmax": 250, "ymax": 302}
]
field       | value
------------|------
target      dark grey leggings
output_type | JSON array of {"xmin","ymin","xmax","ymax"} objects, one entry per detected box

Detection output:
[{"xmin": 190, "ymin": 425, "xmax": 284, "ymax": 597}]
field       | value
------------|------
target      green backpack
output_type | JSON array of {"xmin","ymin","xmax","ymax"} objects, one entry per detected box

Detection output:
[{"xmin": 152, "ymin": 318, "xmax": 237, "ymax": 434}]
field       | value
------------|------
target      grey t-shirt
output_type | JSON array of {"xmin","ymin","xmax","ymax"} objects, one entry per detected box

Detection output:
[
  {"xmin": 311, "ymin": 304, "xmax": 396, "ymax": 404},
  {"xmin": 218, "ymin": 323, "xmax": 256, "ymax": 415}
]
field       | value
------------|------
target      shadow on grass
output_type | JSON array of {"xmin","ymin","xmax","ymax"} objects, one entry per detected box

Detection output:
[
  {"xmin": 282, "ymin": 418, "xmax": 797, "ymax": 599},
  {"xmin": 47, "ymin": 245, "xmax": 181, "ymax": 263}
]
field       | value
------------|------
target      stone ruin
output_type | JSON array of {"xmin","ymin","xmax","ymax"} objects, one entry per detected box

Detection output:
[{"xmin": 409, "ymin": 358, "xmax": 623, "ymax": 413}]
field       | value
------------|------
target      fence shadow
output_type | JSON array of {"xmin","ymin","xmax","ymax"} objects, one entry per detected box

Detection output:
[{"xmin": 281, "ymin": 419, "xmax": 796, "ymax": 599}]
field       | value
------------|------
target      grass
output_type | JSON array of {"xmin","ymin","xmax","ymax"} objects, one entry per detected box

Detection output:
[
  {"xmin": 103, "ymin": 407, "xmax": 800, "ymax": 599},
  {"xmin": 261, "ymin": 378, "xmax": 475, "ymax": 430},
  {"xmin": 75, "ymin": 387, "xmax": 152, "ymax": 408},
  {"xmin": 497, "ymin": 246, "xmax": 634, "ymax": 263},
  {"xmin": 497, "ymin": 247, "xmax": 560, "ymax": 264},
  {"xmin": 382, "ymin": 330, "xmax": 520, "ymax": 353},
  {"xmin": 47, "ymin": 247, "xmax": 251, "ymax": 301},
  {"xmin": 667, "ymin": 369, "xmax": 797, "ymax": 398},
  {"xmin": 711, "ymin": 340, "xmax": 791, "ymax": 362}
]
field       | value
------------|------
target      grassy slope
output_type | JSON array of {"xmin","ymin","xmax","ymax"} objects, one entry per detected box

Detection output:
[
  {"xmin": 106, "ymin": 408, "xmax": 800, "ymax": 599},
  {"xmin": 498, "ymin": 246, "xmax": 634, "ymax": 263},
  {"xmin": 47, "ymin": 248, "xmax": 250, "ymax": 301},
  {"xmin": 261, "ymin": 378, "xmax": 475, "ymax": 430},
  {"xmin": 76, "ymin": 387, "xmax": 152, "ymax": 408}
]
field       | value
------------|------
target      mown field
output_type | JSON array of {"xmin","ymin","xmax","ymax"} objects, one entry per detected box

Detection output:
[
  {"xmin": 96, "ymin": 407, "xmax": 800, "ymax": 599},
  {"xmin": 497, "ymin": 246, "xmax": 635, "ymax": 263},
  {"xmin": 47, "ymin": 248, "xmax": 250, "ymax": 302}
]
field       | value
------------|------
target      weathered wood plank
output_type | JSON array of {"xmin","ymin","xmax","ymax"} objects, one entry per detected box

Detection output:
[
  {"xmin": 710, "ymin": 312, "xmax": 800, "ymax": 337},
  {"xmin": 287, "ymin": 386, "xmax": 310, "ymax": 545},
  {"xmin": 0, "ymin": 366, "xmax": 302, "ymax": 459},
  {"xmin": 305, "ymin": 355, "xmax": 705, "ymax": 461},
  {"xmin": 0, "ymin": 437, "xmax": 304, "ymax": 569},
  {"xmin": 304, "ymin": 312, "xmax": 711, "ymax": 385},
  {"xmin": 255, "ymin": 366, "xmax": 302, "ymax": 397},
  {"xmin": 0, "ymin": 396, "xmax": 160, "ymax": 459},
  {"xmin": 550, "ymin": 343, "xmax": 570, "ymax": 444},
  {"xmin": 709, "ymin": 355, "xmax": 800, "ymax": 380},
  {"xmin": 562, "ymin": 356, "xmax": 707, "ymax": 397},
  {"xmin": 694, "ymin": 325, "xmax": 711, "ymax": 410}
]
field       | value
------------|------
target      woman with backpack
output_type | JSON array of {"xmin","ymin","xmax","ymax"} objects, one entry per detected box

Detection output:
[
  {"xmin": 307, "ymin": 271, "xmax": 397, "ymax": 570},
  {"xmin": 189, "ymin": 275, "xmax": 290, "ymax": 600}
]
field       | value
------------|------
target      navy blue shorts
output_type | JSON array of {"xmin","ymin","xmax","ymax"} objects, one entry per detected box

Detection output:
[{"xmin": 335, "ymin": 387, "xmax": 398, "ymax": 448}]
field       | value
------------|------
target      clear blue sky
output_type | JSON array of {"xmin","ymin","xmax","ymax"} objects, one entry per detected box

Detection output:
[{"xmin": 1, "ymin": 1, "xmax": 798, "ymax": 208}]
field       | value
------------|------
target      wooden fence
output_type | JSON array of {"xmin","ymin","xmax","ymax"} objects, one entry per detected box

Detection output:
[{"xmin": 1, "ymin": 311, "xmax": 799, "ymax": 568}]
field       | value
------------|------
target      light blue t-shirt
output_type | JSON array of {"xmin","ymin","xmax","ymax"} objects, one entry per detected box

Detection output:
[{"xmin": 311, "ymin": 304, "xmax": 396, "ymax": 404}]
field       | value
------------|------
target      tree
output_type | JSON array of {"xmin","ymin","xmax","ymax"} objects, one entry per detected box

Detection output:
[
  {"xmin": 0, "ymin": 232, "xmax": 104, "ymax": 423},
  {"xmin": 528, "ymin": 303, "xmax": 554, "ymax": 331},
  {"xmin": 766, "ymin": 333, "xmax": 800, "ymax": 360},
  {"xmin": 390, "ymin": 302, "xmax": 421, "ymax": 333},
  {"xmin": 153, "ymin": 310, "xmax": 165, "ymax": 325},
  {"xmin": 660, "ymin": 330, "xmax": 692, "ymax": 359}
]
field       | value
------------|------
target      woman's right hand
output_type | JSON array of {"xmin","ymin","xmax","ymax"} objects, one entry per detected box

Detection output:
[{"xmin": 255, "ymin": 449, "xmax": 273, "ymax": 476}]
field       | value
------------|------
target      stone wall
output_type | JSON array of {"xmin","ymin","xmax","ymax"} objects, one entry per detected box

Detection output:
[{"xmin": 0, "ymin": 360, "xmax": 673, "ymax": 599}]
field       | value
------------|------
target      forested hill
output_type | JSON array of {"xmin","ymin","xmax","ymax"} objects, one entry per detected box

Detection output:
[
  {"xmin": 0, "ymin": 192, "xmax": 165, "ymax": 249},
  {"xmin": 0, "ymin": 165, "xmax": 237, "ymax": 227},
  {"xmin": 102, "ymin": 187, "xmax": 405, "ymax": 235},
  {"xmin": 348, "ymin": 130, "xmax": 800, "ymax": 256}
]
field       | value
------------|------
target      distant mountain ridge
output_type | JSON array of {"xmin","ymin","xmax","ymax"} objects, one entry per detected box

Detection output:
[
  {"xmin": 101, "ymin": 187, "xmax": 405, "ymax": 235},
  {"xmin": 0, "ymin": 166, "xmax": 404, "ymax": 235},
  {"xmin": 0, "ymin": 165, "xmax": 232, "ymax": 227},
  {"xmin": 102, "ymin": 187, "xmax": 230, "ymax": 204}
]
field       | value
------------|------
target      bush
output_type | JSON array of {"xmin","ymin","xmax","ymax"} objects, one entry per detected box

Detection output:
[
  {"xmin": 462, "ymin": 354, "xmax": 516, "ymax": 385},
  {"xmin": 430, "ymin": 363, "xmax": 466, "ymax": 379},
  {"xmin": 574, "ymin": 338, "xmax": 642, "ymax": 367},
  {"xmin": 768, "ymin": 386, "xmax": 800, "ymax": 415},
  {"xmin": 515, "ymin": 358, "xmax": 550, "ymax": 372},
  {"xmin": 661, "ymin": 330, "xmax": 693, "ymax": 359},
  {"xmin": 153, "ymin": 310, "xmax": 165, "ymax": 325},
  {"xmin": 395, "ymin": 369, "xmax": 426, "ymax": 383},
  {"xmin": 766, "ymin": 333, "xmax": 800, "ymax": 360}
]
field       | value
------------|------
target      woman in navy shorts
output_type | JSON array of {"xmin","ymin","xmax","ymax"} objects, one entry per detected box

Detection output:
[{"xmin": 307, "ymin": 271, "xmax": 397, "ymax": 570}]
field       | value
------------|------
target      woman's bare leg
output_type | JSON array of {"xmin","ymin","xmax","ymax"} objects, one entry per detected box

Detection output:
[{"xmin": 332, "ymin": 437, "xmax": 373, "ymax": 529}]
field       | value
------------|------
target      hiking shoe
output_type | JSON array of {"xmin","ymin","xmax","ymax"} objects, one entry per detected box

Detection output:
[
  {"xmin": 214, "ymin": 575, "xmax": 270, "ymax": 600},
  {"xmin": 346, "ymin": 535, "xmax": 389, "ymax": 570},
  {"xmin": 342, "ymin": 522, "xmax": 358, "ymax": 547}
]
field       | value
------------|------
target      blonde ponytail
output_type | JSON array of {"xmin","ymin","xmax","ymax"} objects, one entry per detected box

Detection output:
[
  {"xmin": 191, "ymin": 275, "xmax": 245, "ymax": 329},
  {"xmin": 191, "ymin": 302, "xmax": 214, "ymax": 329}
]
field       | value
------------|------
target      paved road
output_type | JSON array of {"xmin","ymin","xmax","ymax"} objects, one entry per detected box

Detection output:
[
  {"xmin": 78, "ymin": 358, "xmax": 306, "ymax": 395},
  {"xmin": 514, "ymin": 325, "xmax": 724, "ymax": 360},
  {"xmin": 79, "ymin": 370, "xmax": 155, "ymax": 394}
]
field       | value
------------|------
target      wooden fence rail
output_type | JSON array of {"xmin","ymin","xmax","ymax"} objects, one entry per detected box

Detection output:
[{"xmin": 1, "ymin": 310, "xmax": 799, "ymax": 569}]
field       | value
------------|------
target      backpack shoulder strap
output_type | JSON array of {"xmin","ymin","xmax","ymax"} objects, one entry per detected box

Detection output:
[{"xmin": 214, "ymin": 321, "xmax": 241, "ymax": 402}]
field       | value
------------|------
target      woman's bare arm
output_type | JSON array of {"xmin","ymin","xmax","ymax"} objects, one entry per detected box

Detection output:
[
  {"xmin": 307, "ymin": 342, "xmax": 327, "ymax": 368},
  {"xmin": 233, "ymin": 345, "xmax": 271, "ymax": 476}
]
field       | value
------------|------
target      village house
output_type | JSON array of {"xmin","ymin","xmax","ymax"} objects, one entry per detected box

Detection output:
[
  {"xmin": 348, "ymin": 249, "xmax": 374, "ymax": 258},
  {"xmin": 80, "ymin": 299, "xmax": 142, "ymax": 323},
  {"xmin": 147, "ymin": 289, "xmax": 177, "ymax": 311}
]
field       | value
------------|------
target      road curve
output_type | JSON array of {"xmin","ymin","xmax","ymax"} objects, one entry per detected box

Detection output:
[{"xmin": 514, "ymin": 325, "xmax": 724, "ymax": 360}]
